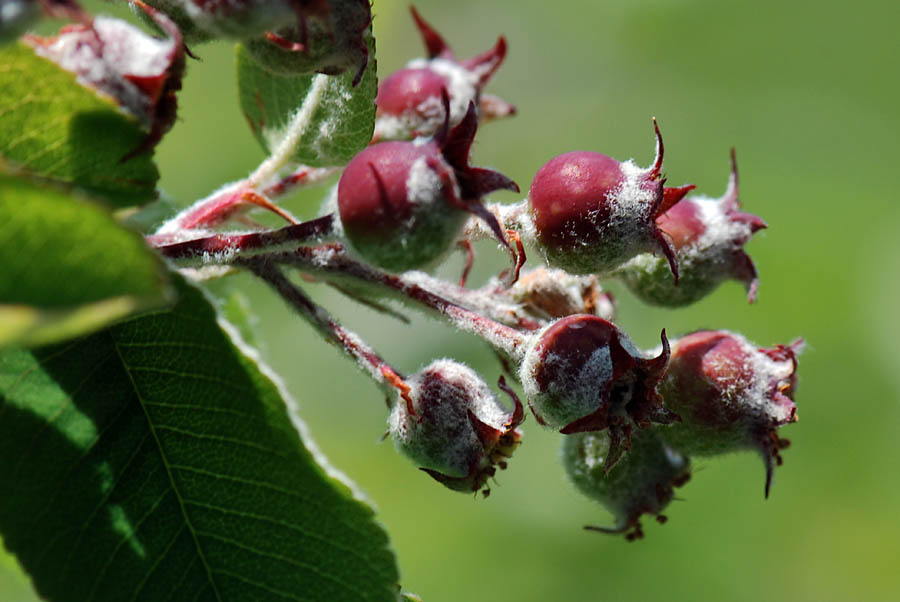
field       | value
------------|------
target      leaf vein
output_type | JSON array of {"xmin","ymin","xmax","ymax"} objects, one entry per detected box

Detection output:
[
  {"xmin": 9, "ymin": 349, "xmax": 117, "ymax": 479},
  {"xmin": 144, "ymin": 401, "xmax": 265, "ymax": 423},
  {"xmin": 84, "ymin": 488, "xmax": 173, "ymax": 602},
  {"xmin": 153, "ymin": 423, "xmax": 289, "ymax": 457},
  {"xmin": 55, "ymin": 430, "xmax": 155, "ymax": 579},
  {"xmin": 210, "ymin": 569, "xmax": 313, "ymax": 602},
  {"xmin": 182, "ymin": 498, "xmax": 376, "ymax": 565},
  {"xmin": 168, "ymin": 463, "xmax": 314, "ymax": 504},
  {"xmin": 31, "ymin": 396, "xmax": 145, "ymax": 566},
  {"xmin": 126, "ymin": 365, "xmax": 257, "ymax": 394},
  {"xmin": 111, "ymin": 336, "xmax": 225, "ymax": 602},
  {"xmin": 128, "ymin": 523, "xmax": 188, "ymax": 602},
  {"xmin": 199, "ymin": 531, "xmax": 365, "ymax": 599},
  {"xmin": 162, "ymin": 554, "xmax": 199, "ymax": 602}
]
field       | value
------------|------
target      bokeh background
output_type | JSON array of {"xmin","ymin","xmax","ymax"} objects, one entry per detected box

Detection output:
[{"xmin": 3, "ymin": 0, "xmax": 900, "ymax": 600}]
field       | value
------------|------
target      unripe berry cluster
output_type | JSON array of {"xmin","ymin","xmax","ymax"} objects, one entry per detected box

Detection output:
[{"xmin": 137, "ymin": 4, "xmax": 805, "ymax": 540}]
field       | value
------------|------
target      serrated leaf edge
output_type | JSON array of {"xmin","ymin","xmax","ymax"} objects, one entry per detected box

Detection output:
[{"xmin": 208, "ymin": 287, "xmax": 378, "ymax": 510}]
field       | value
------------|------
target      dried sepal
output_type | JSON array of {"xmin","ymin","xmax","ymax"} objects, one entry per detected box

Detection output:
[{"xmin": 507, "ymin": 268, "xmax": 616, "ymax": 324}]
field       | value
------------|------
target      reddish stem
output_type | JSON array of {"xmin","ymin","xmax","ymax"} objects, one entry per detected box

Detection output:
[
  {"xmin": 245, "ymin": 260, "xmax": 412, "ymax": 411},
  {"xmin": 277, "ymin": 244, "xmax": 529, "ymax": 358},
  {"xmin": 151, "ymin": 215, "xmax": 335, "ymax": 261}
]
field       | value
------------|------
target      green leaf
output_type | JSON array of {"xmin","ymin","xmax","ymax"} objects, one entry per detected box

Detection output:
[
  {"xmin": 236, "ymin": 35, "xmax": 377, "ymax": 167},
  {"xmin": 0, "ymin": 172, "xmax": 171, "ymax": 347},
  {"xmin": 0, "ymin": 277, "xmax": 400, "ymax": 602},
  {"xmin": 0, "ymin": 42, "xmax": 159, "ymax": 207}
]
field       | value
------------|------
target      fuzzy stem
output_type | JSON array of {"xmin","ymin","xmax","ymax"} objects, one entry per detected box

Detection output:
[
  {"xmin": 153, "ymin": 77, "xmax": 332, "ymax": 237},
  {"xmin": 151, "ymin": 226, "xmax": 532, "ymax": 358},
  {"xmin": 273, "ymin": 244, "xmax": 530, "ymax": 360},
  {"xmin": 247, "ymin": 74, "xmax": 330, "ymax": 188},
  {"xmin": 244, "ymin": 259, "xmax": 409, "ymax": 407},
  {"xmin": 150, "ymin": 215, "xmax": 336, "ymax": 265},
  {"xmin": 385, "ymin": 270, "xmax": 542, "ymax": 331},
  {"xmin": 151, "ymin": 218, "xmax": 547, "ymax": 330}
]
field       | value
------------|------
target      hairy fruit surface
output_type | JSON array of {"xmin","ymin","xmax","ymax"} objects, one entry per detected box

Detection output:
[
  {"xmin": 563, "ymin": 430, "xmax": 690, "ymax": 540},
  {"xmin": 519, "ymin": 314, "xmax": 677, "ymax": 470},
  {"xmin": 138, "ymin": 0, "xmax": 214, "ymax": 44},
  {"xmin": 24, "ymin": 4, "xmax": 184, "ymax": 160},
  {"xmin": 388, "ymin": 360, "xmax": 524, "ymax": 495},
  {"xmin": 373, "ymin": 6, "xmax": 512, "ymax": 141},
  {"xmin": 337, "ymin": 98, "xmax": 517, "ymax": 271},
  {"xmin": 658, "ymin": 330, "xmax": 802, "ymax": 497},
  {"xmin": 618, "ymin": 150, "xmax": 767, "ymax": 306},
  {"xmin": 181, "ymin": 0, "xmax": 295, "ymax": 39},
  {"xmin": 242, "ymin": 0, "xmax": 372, "ymax": 84},
  {"xmin": 528, "ymin": 122, "xmax": 694, "ymax": 279}
]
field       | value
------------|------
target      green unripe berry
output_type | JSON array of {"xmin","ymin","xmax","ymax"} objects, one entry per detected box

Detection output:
[
  {"xmin": 388, "ymin": 360, "xmax": 524, "ymax": 496},
  {"xmin": 563, "ymin": 430, "xmax": 690, "ymax": 540}
]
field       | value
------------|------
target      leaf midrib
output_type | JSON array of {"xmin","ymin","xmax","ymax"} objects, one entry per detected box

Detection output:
[{"xmin": 111, "ymin": 333, "xmax": 224, "ymax": 602}]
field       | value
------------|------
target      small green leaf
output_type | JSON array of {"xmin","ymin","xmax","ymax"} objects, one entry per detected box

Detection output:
[
  {"xmin": 0, "ymin": 277, "xmax": 400, "ymax": 602},
  {"xmin": 0, "ymin": 42, "xmax": 159, "ymax": 206},
  {"xmin": 236, "ymin": 35, "xmax": 377, "ymax": 167},
  {"xmin": 0, "ymin": 172, "xmax": 171, "ymax": 347}
]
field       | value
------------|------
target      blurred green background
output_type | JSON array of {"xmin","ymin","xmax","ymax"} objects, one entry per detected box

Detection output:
[{"xmin": 3, "ymin": 0, "xmax": 900, "ymax": 600}]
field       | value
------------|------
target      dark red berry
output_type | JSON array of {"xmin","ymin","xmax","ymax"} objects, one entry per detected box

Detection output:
[
  {"xmin": 373, "ymin": 6, "xmax": 512, "ymax": 140},
  {"xmin": 528, "ymin": 121, "xmax": 694, "ymax": 280},
  {"xmin": 337, "ymin": 95, "xmax": 518, "ymax": 271},
  {"xmin": 519, "ymin": 314, "xmax": 677, "ymax": 471},
  {"xmin": 618, "ymin": 149, "xmax": 767, "ymax": 306},
  {"xmin": 658, "ymin": 330, "xmax": 802, "ymax": 497}
]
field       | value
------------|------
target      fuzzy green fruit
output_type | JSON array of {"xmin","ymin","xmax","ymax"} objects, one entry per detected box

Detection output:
[{"xmin": 563, "ymin": 430, "xmax": 690, "ymax": 540}]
